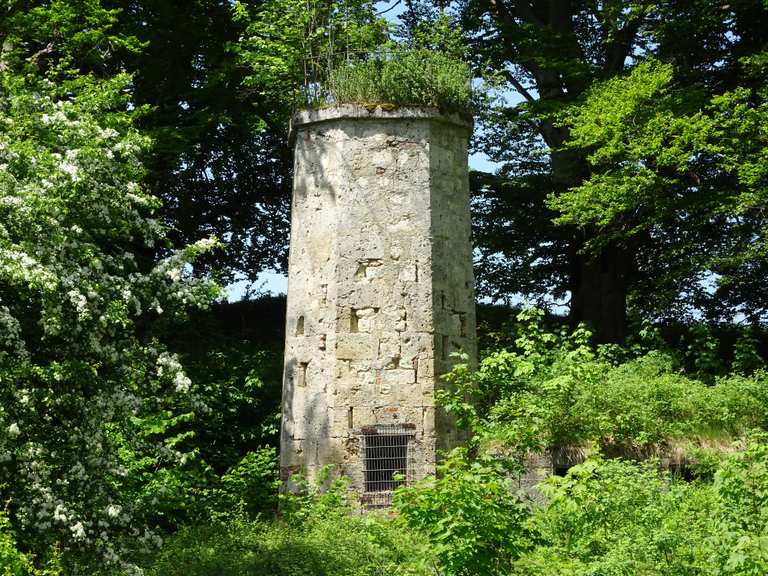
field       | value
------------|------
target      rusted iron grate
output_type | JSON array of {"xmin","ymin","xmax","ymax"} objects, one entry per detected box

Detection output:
[{"xmin": 360, "ymin": 424, "xmax": 415, "ymax": 507}]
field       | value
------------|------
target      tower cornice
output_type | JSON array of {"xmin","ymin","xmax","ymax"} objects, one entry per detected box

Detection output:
[{"xmin": 288, "ymin": 104, "xmax": 473, "ymax": 146}]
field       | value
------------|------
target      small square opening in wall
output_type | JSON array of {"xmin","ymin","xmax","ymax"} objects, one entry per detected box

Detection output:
[{"xmin": 360, "ymin": 424, "xmax": 415, "ymax": 506}]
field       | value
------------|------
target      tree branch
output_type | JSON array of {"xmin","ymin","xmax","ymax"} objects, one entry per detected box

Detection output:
[
  {"xmin": 503, "ymin": 68, "xmax": 536, "ymax": 103},
  {"xmin": 28, "ymin": 42, "xmax": 55, "ymax": 64},
  {"xmin": 603, "ymin": 10, "xmax": 646, "ymax": 74}
]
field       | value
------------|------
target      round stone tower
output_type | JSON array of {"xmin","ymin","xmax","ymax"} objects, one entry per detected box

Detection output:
[{"xmin": 280, "ymin": 105, "xmax": 476, "ymax": 505}]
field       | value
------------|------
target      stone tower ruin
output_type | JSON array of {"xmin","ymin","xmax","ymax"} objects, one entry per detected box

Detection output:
[{"xmin": 280, "ymin": 105, "xmax": 476, "ymax": 505}]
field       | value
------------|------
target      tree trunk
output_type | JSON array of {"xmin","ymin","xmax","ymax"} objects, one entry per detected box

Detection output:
[
  {"xmin": 481, "ymin": 0, "xmax": 643, "ymax": 343},
  {"xmin": 568, "ymin": 239, "xmax": 631, "ymax": 343},
  {"xmin": 550, "ymin": 148, "xmax": 632, "ymax": 344}
]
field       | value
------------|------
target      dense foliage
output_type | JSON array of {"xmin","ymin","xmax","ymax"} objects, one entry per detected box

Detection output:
[
  {"xmin": 444, "ymin": 0, "xmax": 768, "ymax": 339},
  {"xmin": 440, "ymin": 310, "xmax": 768, "ymax": 458},
  {"xmin": 115, "ymin": 0, "xmax": 294, "ymax": 284},
  {"xmin": 233, "ymin": 0, "xmax": 388, "ymax": 108},
  {"xmin": 0, "ymin": 511, "xmax": 60, "ymax": 576},
  {"xmin": 389, "ymin": 438, "xmax": 768, "ymax": 576},
  {"xmin": 2, "ymin": 0, "xmax": 768, "ymax": 575},
  {"xmin": 390, "ymin": 315, "xmax": 768, "ymax": 576},
  {"xmin": 125, "ymin": 317, "xmax": 768, "ymax": 576},
  {"xmin": 553, "ymin": 56, "xmax": 768, "ymax": 323},
  {"xmin": 0, "ymin": 67, "xmax": 224, "ymax": 571},
  {"xmin": 7, "ymin": 0, "xmax": 766, "ymax": 338}
]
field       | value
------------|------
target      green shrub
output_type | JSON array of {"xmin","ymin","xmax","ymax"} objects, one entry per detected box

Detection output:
[
  {"xmin": 169, "ymin": 303, "xmax": 285, "ymax": 474},
  {"xmin": 207, "ymin": 446, "xmax": 280, "ymax": 520},
  {"xmin": 709, "ymin": 438, "xmax": 768, "ymax": 574},
  {"xmin": 388, "ymin": 441, "xmax": 768, "ymax": 576},
  {"xmin": 440, "ymin": 309, "xmax": 768, "ymax": 457},
  {"xmin": 512, "ymin": 439, "xmax": 768, "ymax": 575},
  {"xmin": 393, "ymin": 450, "xmax": 531, "ymax": 576},
  {"xmin": 327, "ymin": 48, "xmax": 472, "ymax": 114},
  {"xmin": 142, "ymin": 516, "xmax": 431, "ymax": 576},
  {"xmin": 515, "ymin": 456, "xmax": 714, "ymax": 575}
]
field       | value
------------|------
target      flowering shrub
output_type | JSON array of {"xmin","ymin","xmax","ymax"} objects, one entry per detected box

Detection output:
[{"xmin": 0, "ymin": 70, "xmax": 219, "ymax": 572}]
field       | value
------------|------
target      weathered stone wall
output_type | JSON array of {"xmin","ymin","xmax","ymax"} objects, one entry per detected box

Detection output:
[{"xmin": 280, "ymin": 105, "xmax": 476, "ymax": 493}]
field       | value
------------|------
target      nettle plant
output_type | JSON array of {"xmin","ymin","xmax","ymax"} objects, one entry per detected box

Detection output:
[{"xmin": 0, "ymin": 72, "xmax": 219, "ymax": 572}]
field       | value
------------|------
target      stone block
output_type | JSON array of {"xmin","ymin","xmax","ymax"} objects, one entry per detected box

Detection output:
[
  {"xmin": 356, "ymin": 307, "xmax": 378, "ymax": 333},
  {"xmin": 382, "ymin": 368, "xmax": 416, "ymax": 385},
  {"xmin": 336, "ymin": 333, "xmax": 376, "ymax": 360},
  {"xmin": 351, "ymin": 406, "xmax": 375, "ymax": 429},
  {"xmin": 400, "ymin": 333, "xmax": 434, "ymax": 364}
]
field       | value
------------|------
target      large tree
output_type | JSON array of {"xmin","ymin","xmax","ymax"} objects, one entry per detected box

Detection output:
[
  {"xmin": 106, "ymin": 0, "xmax": 387, "ymax": 286},
  {"xmin": 408, "ymin": 0, "xmax": 768, "ymax": 341},
  {"xmin": 3, "ymin": 0, "xmax": 294, "ymax": 287},
  {"xmin": 553, "ymin": 55, "xmax": 768, "ymax": 325},
  {"xmin": 108, "ymin": 0, "xmax": 293, "ymax": 284}
]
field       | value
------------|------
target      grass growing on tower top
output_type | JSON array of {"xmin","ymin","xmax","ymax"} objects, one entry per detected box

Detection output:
[{"xmin": 326, "ymin": 48, "xmax": 472, "ymax": 116}]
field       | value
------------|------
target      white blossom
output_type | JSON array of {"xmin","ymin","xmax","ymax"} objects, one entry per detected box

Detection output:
[
  {"xmin": 68, "ymin": 289, "xmax": 88, "ymax": 314},
  {"xmin": 174, "ymin": 372, "xmax": 192, "ymax": 393},
  {"xmin": 70, "ymin": 521, "xmax": 86, "ymax": 541},
  {"xmin": 106, "ymin": 504, "xmax": 122, "ymax": 518},
  {"xmin": 0, "ymin": 71, "xmax": 220, "ymax": 568},
  {"xmin": 54, "ymin": 504, "xmax": 68, "ymax": 523}
]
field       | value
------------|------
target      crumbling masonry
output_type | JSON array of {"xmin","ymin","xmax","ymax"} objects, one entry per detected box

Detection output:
[{"xmin": 280, "ymin": 105, "xmax": 476, "ymax": 503}]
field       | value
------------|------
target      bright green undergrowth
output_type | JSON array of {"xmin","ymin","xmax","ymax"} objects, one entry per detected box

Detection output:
[
  {"xmin": 326, "ymin": 48, "xmax": 472, "ymax": 114},
  {"xmin": 142, "ymin": 517, "xmax": 431, "ymax": 576},
  {"xmin": 0, "ymin": 512, "xmax": 60, "ymax": 576},
  {"xmin": 441, "ymin": 310, "xmax": 768, "ymax": 457},
  {"xmin": 13, "ymin": 310, "xmax": 768, "ymax": 576},
  {"xmin": 129, "ymin": 314, "xmax": 768, "ymax": 576},
  {"xmin": 139, "ymin": 477, "xmax": 434, "ymax": 576},
  {"xmin": 131, "ymin": 440, "xmax": 768, "ymax": 576},
  {"xmin": 394, "ymin": 441, "xmax": 768, "ymax": 576}
]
